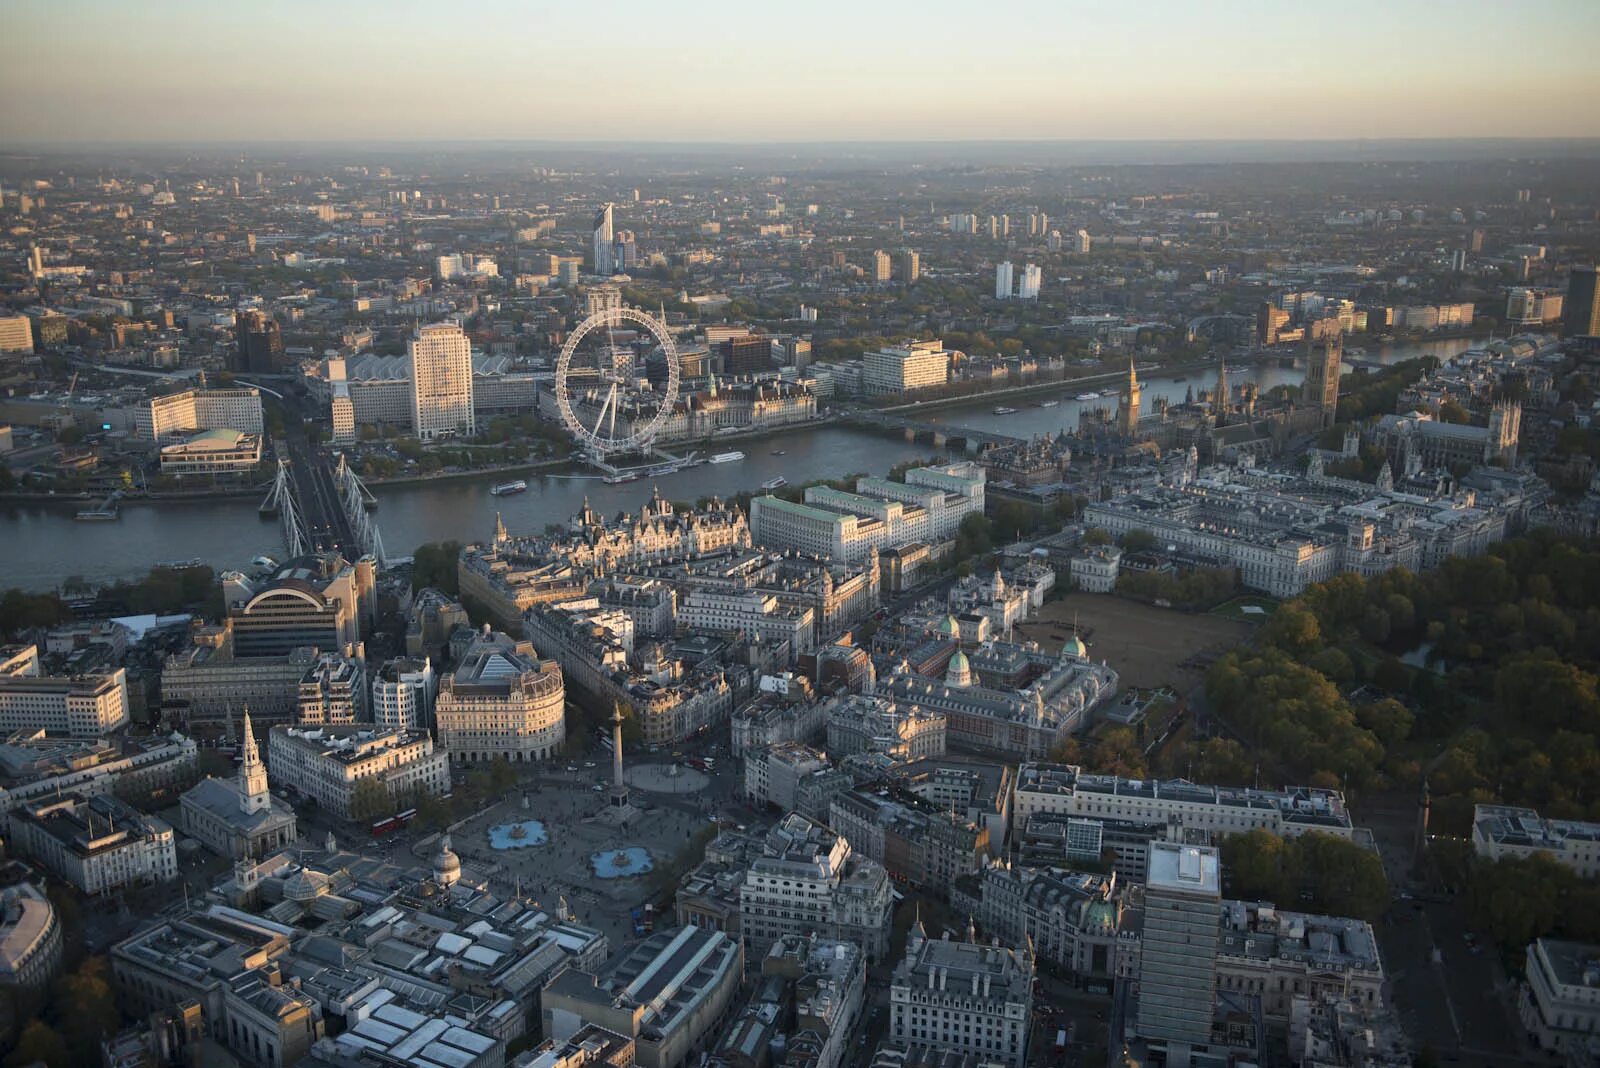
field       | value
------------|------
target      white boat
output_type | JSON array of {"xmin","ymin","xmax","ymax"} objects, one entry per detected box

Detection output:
[
  {"xmin": 490, "ymin": 480, "xmax": 528, "ymax": 496},
  {"xmin": 992, "ymin": 406, "xmax": 1018, "ymax": 415},
  {"xmin": 1040, "ymin": 400, "xmax": 1059, "ymax": 408},
  {"xmin": 710, "ymin": 451, "xmax": 745, "ymax": 464},
  {"xmin": 1099, "ymin": 388, "xmax": 1118, "ymax": 397},
  {"xmin": 761, "ymin": 476, "xmax": 788, "ymax": 490},
  {"xmin": 1075, "ymin": 392, "xmax": 1099, "ymax": 401}
]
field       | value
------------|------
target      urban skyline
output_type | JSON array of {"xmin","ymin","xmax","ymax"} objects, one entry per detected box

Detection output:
[{"xmin": 3, "ymin": 6, "xmax": 1600, "ymax": 1068}]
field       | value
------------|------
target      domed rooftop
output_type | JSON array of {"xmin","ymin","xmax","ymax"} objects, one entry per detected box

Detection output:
[
  {"xmin": 433, "ymin": 834, "xmax": 462, "ymax": 886},
  {"xmin": 1062, "ymin": 633, "xmax": 1088, "ymax": 659},
  {"xmin": 945, "ymin": 649, "xmax": 973, "ymax": 688},
  {"xmin": 283, "ymin": 867, "xmax": 326, "ymax": 903},
  {"xmin": 936, "ymin": 615, "xmax": 960, "ymax": 637}
]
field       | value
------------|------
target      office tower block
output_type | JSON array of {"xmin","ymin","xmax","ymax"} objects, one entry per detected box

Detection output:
[
  {"xmin": 899, "ymin": 249, "xmax": 920, "ymax": 284},
  {"xmin": 408, "ymin": 322, "xmax": 474, "ymax": 441},
  {"xmin": 872, "ymin": 249, "xmax": 892, "ymax": 282},
  {"xmin": 995, "ymin": 261, "xmax": 1014, "ymax": 300},
  {"xmin": 1136, "ymin": 843, "xmax": 1221, "ymax": 1050},
  {"xmin": 0, "ymin": 315, "xmax": 35, "ymax": 356},
  {"xmin": 234, "ymin": 311, "xmax": 284, "ymax": 373},
  {"xmin": 1564, "ymin": 266, "xmax": 1600, "ymax": 337}
]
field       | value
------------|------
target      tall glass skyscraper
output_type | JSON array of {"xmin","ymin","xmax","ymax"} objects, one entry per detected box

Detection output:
[{"xmin": 592, "ymin": 203, "xmax": 615, "ymax": 276}]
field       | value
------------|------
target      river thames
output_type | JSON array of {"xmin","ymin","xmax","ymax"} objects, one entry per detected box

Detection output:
[{"xmin": 1, "ymin": 339, "xmax": 1473, "ymax": 591}]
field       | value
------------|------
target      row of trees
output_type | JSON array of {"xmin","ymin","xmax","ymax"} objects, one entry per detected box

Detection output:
[
  {"xmin": 3, "ymin": 957, "xmax": 122, "ymax": 1067},
  {"xmin": 411, "ymin": 541, "xmax": 463, "ymax": 595},
  {"xmin": 1221, "ymin": 829, "xmax": 1391, "ymax": 922},
  {"xmin": 1116, "ymin": 565, "xmax": 1237, "ymax": 610},
  {"xmin": 1464, "ymin": 853, "xmax": 1600, "ymax": 951},
  {"xmin": 1, "ymin": 563, "xmax": 224, "ymax": 638}
]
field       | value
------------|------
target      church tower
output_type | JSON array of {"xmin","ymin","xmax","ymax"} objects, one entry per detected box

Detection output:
[
  {"xmin": 238, "ymin": 711, "xmax": 270, "ymax": 816},
  {"xmin": 1118, "ymin": 359, "xmax": 1141, "ymax": 437}
]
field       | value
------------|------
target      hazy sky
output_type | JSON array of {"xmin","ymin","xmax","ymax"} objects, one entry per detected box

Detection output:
[{"xmin": 6, "ymin": 0, "xmax": 1600, "ymax": 143}]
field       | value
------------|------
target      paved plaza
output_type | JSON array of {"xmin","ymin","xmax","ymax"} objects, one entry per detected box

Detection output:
[{"xmin": 416, "ymin": 766, "xmax": 717, "ymax": 963}]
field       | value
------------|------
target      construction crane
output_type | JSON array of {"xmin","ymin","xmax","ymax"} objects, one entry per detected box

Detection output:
[{"xmin": 55, "ymin": 371, "xmax": 80, "ymax": 437}]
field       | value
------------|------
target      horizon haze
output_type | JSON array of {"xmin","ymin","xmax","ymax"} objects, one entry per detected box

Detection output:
[{"xmin": 6, "ymin": 0, "xmax": 1600, "ymax": 145}]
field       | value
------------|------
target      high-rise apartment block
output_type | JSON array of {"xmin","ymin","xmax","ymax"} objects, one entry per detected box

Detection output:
[
  {"xmin": 1017, "ymin": 263, "xmax": 1042, "ymax": 300},
  {"xmin": 995, "ymin": 261, "xmax": 1014, "ymax": 300},
  {"xmin": 409, "ymin": 321, "xmax": 475, "ymax": 440},
  {"xmin": 899, "ymin": 249, "xmax": 920, "ymax": 283},
  {"xmin": 872, "ymin": 249, "xmax": 892, "ymax": 282}
]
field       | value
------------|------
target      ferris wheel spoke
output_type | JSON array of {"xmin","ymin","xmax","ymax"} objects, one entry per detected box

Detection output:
[{"xmin": 590, "ymin": 382, "xmax": 619, "ymax": 442}]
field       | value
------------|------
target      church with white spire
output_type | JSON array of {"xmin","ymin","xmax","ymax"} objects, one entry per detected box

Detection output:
[{"xmin": 180, "ymin": 710, "xmax": 299, "ymax": 859}]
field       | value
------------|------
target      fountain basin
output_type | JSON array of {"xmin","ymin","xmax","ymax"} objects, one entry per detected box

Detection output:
[
  {"xmin": 488, "ymin": 820, "xmax": 549, "ymax": 850},
  {"xmin": 590, "ymin": 846, "xmax": 653, "ymax": 878}
]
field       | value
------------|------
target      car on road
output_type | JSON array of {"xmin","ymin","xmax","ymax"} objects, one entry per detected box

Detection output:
[{"xmin": 584, "ymin": 761, "xmax": 596, "ymax": 768}]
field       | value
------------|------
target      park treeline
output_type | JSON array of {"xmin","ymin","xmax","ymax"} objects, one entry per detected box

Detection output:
[
  {"xmin": 1205, "ymin": 529, "xmax": 1600, "ymax": 830},
  {"xmin": 1, "ymin": 564, "xmax": 223, "ymax": 636}
]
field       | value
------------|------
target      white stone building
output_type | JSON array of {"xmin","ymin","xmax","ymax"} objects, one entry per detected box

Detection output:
[
  {"xmin": 0, "ymin": 656, "xmax": 130, "ymax": 737},
  {"xmin": 136, "ymin": 386, "xmax": 264, "ymax": 443},
  {"xmin": 370, "ymin": 656, "xmax": 436, "ymax": 731},
  {"xmin": 740, "ymin": 813, "xmax": 894, "ymax": 962},
  {"xmin": 1472, "ymin": 804, "xmax": 1600, "ymax": 879},
  {"xmin": 179, "ymin": 713, "xmax": 298, "ymax": 859},
  {"xmin": 888, "ymin": 918, "xmax": 1034, "ymax": 1068},
  {"xmin": 679, "ymin": 588, "xmax": 815, "ymax": 659},
  {"xmin": 11, "ymin": 793, "xmax": 176, "ymax": 895},
  {"xmin": 1013, "ymin": 763, "xmax": 1354, "ymax": 842},
  {"xmin": 1520, "ymin": 937, "xmax": 1600, "ymax": 1059},
  {"xmin": 434, "ymin": 629, "xmax": 566, "ymax": 763},
  {"xmin": 267, "ymin": 725, "xmax": 450, "ymax": 819},
  {"xmin": 743, "ymin": 742, "xmax": 830, "ymax": 811},
  {"xmin": 0, "ymin": 883, "xmax": 63, "ymax": 989}
]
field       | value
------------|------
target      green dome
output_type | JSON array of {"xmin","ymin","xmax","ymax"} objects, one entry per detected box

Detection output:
[
  {"xmin": 937, "ymin": 615, "xmax": 960, "ymax": 637},
  {"xmin": 1062, "ymin": 634, "xmax": 1088, "ymax": 658}
]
